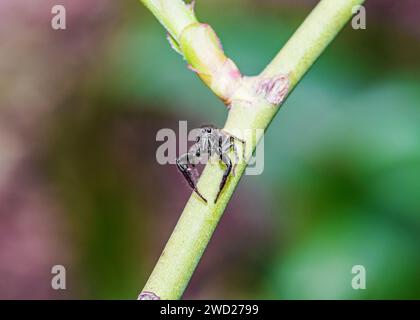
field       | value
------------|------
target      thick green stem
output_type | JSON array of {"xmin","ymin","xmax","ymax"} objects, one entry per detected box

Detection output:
[{"xmin": 139, "ymin": 0, "xmax": 365, "ymax": 300}]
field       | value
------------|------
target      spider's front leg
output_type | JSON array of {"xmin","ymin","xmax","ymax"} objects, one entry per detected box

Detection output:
[
  {"xmin": 176, "ymin": 151, "xmax": 207, "ymax": 203},
  {"xmin": 215, "ymin": 153, "xmax": 232, "ymax": 203},
  {"xmin": 222, "ymin": 136, "xmax": 245, "ymax": 176}
]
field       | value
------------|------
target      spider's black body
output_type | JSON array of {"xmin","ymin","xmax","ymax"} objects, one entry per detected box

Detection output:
[{"xmin": 176, "ymin": 126, "xmax": 245, "ymax": 203}]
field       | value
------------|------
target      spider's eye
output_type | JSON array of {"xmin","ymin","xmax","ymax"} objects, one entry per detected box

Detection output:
[{"xmin": 206, "ymin": 128, "xmax": 211, "ymax": 133}]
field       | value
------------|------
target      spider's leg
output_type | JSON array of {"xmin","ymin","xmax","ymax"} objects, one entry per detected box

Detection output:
[
  {"xmin": 189, "ymin": 145, "xmax": 201, "ymax": 181},
  {"xmin": 215, "ymin": 153, "xmax": 232, "ymax": 203},
  {"xmin": 221, "ymin": 129, "xmax": 246, "ymax": 144},
  {"xmin": 217, "ymin": 135, "xmax": 223, "ymax": 161},
  {"xmin": 233, "ymin": 136, "xmax": 246, "ymax": 162},
  {"xmin": 176, "ymin": 152, "xmax": 207, "ymax": 203},
  {"xmin": 221, "ymin": 129, "xmax": 246, "ymax": 161},
  {"xmin": 222, "ymin": 136, "xmax": 238, "ymax": 176},
  {"xmin": 230, "ymin": 137, "xmax": 239, "ymax": 176}
]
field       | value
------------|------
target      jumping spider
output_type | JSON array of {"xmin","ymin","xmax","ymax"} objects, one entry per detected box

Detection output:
[{"xmin": 176, "ymin": 125, "xmax": 245, "ymax": 204}]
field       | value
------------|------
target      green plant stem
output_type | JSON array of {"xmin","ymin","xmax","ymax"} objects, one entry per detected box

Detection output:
[
  {"xmin": 140, "ymin": 0, "xmax": 197, "ymax": 41},
  {"xmin": 139, "ymin": 0, "xmax": 365, "ymax": 300},
  {"xmin": 261, "ymin": 0, "xmax": 365, "ymax": 87}
]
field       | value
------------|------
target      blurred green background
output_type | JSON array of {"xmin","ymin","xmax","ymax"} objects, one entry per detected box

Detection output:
[{"xmin": 0, "ymin": 0, "xmax": 419, "ymax": 299}]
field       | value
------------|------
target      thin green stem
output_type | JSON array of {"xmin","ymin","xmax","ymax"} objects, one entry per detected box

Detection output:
[
  {"xmin": 139, "ymin": 0, "xmax": 365, "ymax": 300},
  {"xmin": 140, "ymin": 0, "xmax": 197, "ymax": 41},
  {"xmin": 261, "ymin": 0, "xmax": 365, "ymax": 89},
  {"xmin": 140, "ymin": 0, "xmax": 242, "ymax": 102}
]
